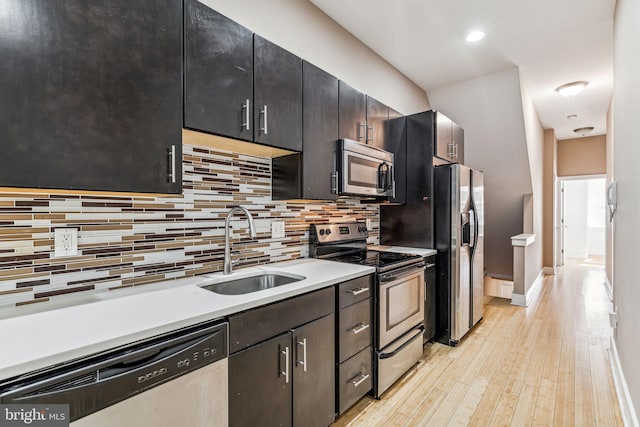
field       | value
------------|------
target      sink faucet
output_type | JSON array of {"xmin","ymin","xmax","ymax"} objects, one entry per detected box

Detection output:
[{"xmin": 224, "ymin": 206, "xmax": 257, "ymax": 275}]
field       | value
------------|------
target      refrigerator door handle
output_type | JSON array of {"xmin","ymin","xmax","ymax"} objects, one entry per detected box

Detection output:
[
  {"xmin": 461, "ymin": 213, "xmax": 471, "ymax": 246},
  {"xmin": 469, "ymin": 209, "xmax": 476, "ymax": 250}
]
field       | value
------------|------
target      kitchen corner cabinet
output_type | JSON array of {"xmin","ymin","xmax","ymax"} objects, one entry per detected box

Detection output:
[
  {"xmin": 272, "ymin": 62, "xmax": 339, "ymax": 200},
  {"xmin": 228, "ymin": 287, "xmax": 335, "ymax": 427},
  {"xmin": 0, "ymin": 0, "xmax": 182, "ymax": 193},
  {"xmin": 338, "ymin": 82, "xmax": 367, "ymax": 142},
  {"xmin": 184, "ymin": 0, "xmax": 253, "ymax": 141},
  {"xmin": 434, "ymin": 111, "xmax": 464, "ymax": 164}
]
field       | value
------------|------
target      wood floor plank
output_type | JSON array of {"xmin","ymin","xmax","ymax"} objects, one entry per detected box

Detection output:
[{"xmin": 332, "ymin": 260, "xmax": 623, "ymax": 427}]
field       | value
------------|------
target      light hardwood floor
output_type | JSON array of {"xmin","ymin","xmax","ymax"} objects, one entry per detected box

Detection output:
[{"xmin": 333, "ymin": 260, "xmax": 623, "ymax": 426}]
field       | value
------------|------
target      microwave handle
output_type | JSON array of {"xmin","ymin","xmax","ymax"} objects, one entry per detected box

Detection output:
[{"xmin": 377, "ymin": 162, "xmax": 389, "ymax": 190}]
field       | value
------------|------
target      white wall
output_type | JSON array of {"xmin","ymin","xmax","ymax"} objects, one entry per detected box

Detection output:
[
  {"xmin": 197, "ymin": 0, "xmax": 430, "ymax": 115},
  {"xmin": 519, "ymin": 79, "xmax": 545, "ymax": 291},
  {"xmin": 613, "ymin": 0, "xmax": 640, "ymax": 421},
  {"xmin": 428, "ymin": 67, "xmax": 533, "ymax": 279}
]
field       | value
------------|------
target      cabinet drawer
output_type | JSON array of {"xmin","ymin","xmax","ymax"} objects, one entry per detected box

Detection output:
[
  {"xmin": 338, "ymin": 299, "xmax": 372, "ymax": 363},
  {"xmin": 338, "ymin": 346, "xmax": 372, "ymax": 415},
  {"xmin": 338, "ymin": 275, "xmax": 372, "ymax": 309},
  {"xmin": 229, "ymin": 286, "xmax": 335, "ymax": 354}
]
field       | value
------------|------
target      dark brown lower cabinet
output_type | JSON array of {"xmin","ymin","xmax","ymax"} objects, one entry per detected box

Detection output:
[{"xmin": 229, "ymin": 313, "xmax": 335, "ymax": 427}]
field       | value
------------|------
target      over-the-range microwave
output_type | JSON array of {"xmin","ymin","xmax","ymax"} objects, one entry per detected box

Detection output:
[{"xmin": 334, "ymin": 138, "xmax": 395, "ymax": 198}]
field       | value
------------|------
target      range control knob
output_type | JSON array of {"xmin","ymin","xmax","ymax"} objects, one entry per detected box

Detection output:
[
  {"xmin": 319, "ymin": 229, "xmax": 325, "ymax": 236},
  {"xmin": 325, "ymin": 229, "xmax": 332, "ymax": 235}
]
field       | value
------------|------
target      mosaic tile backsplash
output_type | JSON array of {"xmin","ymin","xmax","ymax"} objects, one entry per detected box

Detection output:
[{"xmin": 0, "ymin": 144, "xmax": 379, "ymax": 307}]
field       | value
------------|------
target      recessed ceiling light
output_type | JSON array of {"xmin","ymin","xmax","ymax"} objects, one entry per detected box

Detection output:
[
  {"xmin": 466, "ymin": 31, "xmax": 485, "ymax": 42},
  {"xmin": 567, "ymin": 114, "xmax": 578, "ymax": 120},
  {"xmin": 555, "ymin": 81, "xmax": 589, "ymax": 97},
  {"xmin": 573, "ymin": 126, "xmax": 594, "ymax": 135}
]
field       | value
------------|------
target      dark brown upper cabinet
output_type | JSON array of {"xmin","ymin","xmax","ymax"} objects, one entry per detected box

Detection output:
[
  {"xmin": 338, "ymin": 81, "xmax": 367, "ymax": 142},
  {"xmin": 272, "ymin": 62, "xmax": 339, "ymax": 200},
  {"xmin": 434, "ymin": 111, "xmax": 464, "ymax": 164},
  {"xmin": 184, "ymin": 2, "xmax": 302, "ymax": 152},
  {"xmin": 0, "ymin": 0, "xmax": 183, "ymax": 193},
  {"xmin": 365, "ymin": 96, "xmax": 390, "ymax": 149},
  {"xmin": 184, "ymin": 0, "xmax": 253, "ymax": 142},
  {"xmin": 253, "ymin": 35, "xmax": 303, "ymax": 152},
  {"xmin": 385, "ymin": 108, "xmax": 407, "ymax": 204}
]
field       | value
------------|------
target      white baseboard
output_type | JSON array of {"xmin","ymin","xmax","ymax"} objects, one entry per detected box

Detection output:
[
  {"xmin": 543, "ymin": 266, "xmax": 556, "ymax": 275},
  {"xmin": 610, "ymin": 336, "xmax": 640, "ymax": 427},
  {"xmin": 511, "ymin": 270, "xmax": 544, "ymax": 306}
]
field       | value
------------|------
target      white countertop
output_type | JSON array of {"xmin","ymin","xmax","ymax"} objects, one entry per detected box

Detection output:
[
  {"xmin": 0, "ymin": 259, "xmax": 374, "ymax": 382},
  {"xmin": 371, "ymin": 245, "xmax": 437, "ymax": 258}
]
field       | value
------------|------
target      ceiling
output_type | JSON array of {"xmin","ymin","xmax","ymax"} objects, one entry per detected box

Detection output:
[{"xmin": 310, "ymin": 0, "xmax": 615, "ymax": 140}]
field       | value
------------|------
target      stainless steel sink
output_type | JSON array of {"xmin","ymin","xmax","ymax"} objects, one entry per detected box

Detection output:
[{"xmin": 200, "ymin": 273, "xmax": 306, "ymax": 295}]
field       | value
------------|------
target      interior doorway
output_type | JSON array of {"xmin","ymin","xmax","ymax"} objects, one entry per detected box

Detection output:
[{"xmin": 560, "ymin": 176, "xmax": 606, "ymax": 267}]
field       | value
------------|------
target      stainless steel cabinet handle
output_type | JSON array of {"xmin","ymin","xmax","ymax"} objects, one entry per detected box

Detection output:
[
  {"xmin": 366, "ymin": 125, "xmax": 375, "ymax": 144},
  {"xmin": 348, "ymin": 373, "xmax": 370, "ymax": 387},
  {"xmin": 241, "ymin": 99, "xmax": 250, "ymax": 131},
  {"xmin": 426, "ymin": 263, "xmax": 436, "ymax": 268},
  {"xmin": 168, "ymin": 145, "xmax": 176, "ymax": 184},
  {"xmin": 453, "ymin": 143, "xmax": 458, "ymax": 158},
  {"xmin": 349, "ymin": 323, "xmax": 370, "ymax": 334},
  {"xmin": 347, "ymin": 287, "xmax": 369, "ymax": 296},
  {"xmin": 260, "ymin": 105, "xmax": 268, "ymax": 135},
  {"xmin": 296, "ymin": 338, "xmax": 307, "ymax": 372},
  {"xmin": 280, "ymin": 346, "xmax": 289, "ymax": 384},
  {"xmin": 331, "ymin": 171, "xmax": 339, "ymax": 194},
  {"xmin": 357, "ymin": 122, "xmax": 366, "ymax": 140}
]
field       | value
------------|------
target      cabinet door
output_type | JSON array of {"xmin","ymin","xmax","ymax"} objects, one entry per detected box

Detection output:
[
  {"xmin": 0, "ymin": 0, "xmax": 182, "ymax": 193},
  {"xmin": 292, "ymin": 314, "xmax": 335, "ymax": 427},
  {"xmin": 184, "ymin": 0, "xmax": 253, "ymax": 141},
  {"xmin": 301, "ymin": 62, "xmax": 339, "ymax": 200},
  {"xmin": 386, "ymin": 108, "xmax": 407, "ymax": 204},
  {"xmin": 254, "ymin": 35, "xmax": 303, "ymax": 151},
  {"xmin": 435, "ymin": 111, "xmax": 453, "ymax": 162},
  {"xmin": 365, "ymin": 96, "xmax": 389, "ymax": 149},
  {"xmin": 452, "ymin": 122, "xmax": 465, "ymax": 164},
  {"xmin": 338, "ymin": 81, "xmax": 367, "ymax": 142},
  {"xmin": 229, "ymin": 332, "xmax": 292, "ymax": 427}
]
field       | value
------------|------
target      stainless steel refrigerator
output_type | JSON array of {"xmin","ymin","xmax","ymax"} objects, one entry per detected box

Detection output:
[{"xmin": 434, "ymin": 163, "xmax": 484, "ymax": 346}]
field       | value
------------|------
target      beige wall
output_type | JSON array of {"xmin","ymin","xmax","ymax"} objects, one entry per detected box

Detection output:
[
  {"xmin": 613, "ymin": 0, "xmax": 640, "ymax": 421},
  {"xmin": 557, "ymin": 135, "xmax": 606, "ymax": 177},
  {"xmin": 543, "ymin": 130, "xmax": 557, "ymax": 268},
  {"xmin": 198, "ymin": 0, "xmax": 430, "ymax": 115}
]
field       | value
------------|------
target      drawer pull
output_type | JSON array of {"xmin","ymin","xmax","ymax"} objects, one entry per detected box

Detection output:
[
  {"xmin": 347, "ymin": 287, "xmax": 369, "ymax": 296},
  {"xmin": 348, "ymin": 373, "xmax": 370, "ymax": 388},
  {"xmin": 349, "ymin": 323, "xmax": 370, "ymax": 335}
]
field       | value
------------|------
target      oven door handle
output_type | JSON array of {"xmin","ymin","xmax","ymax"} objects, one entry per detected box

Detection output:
[
  {"xmin": 379, "ymin": 262, "xmax": 425, "ymax": 283},
  {"xmin": 378, "ymin": 326, "xmax": 425, "ymax": 359}
]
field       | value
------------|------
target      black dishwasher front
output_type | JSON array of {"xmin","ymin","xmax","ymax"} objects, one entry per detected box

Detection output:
[{"xmin": 0, "ymin": 321, "xmax": 228, "ymax": 425}]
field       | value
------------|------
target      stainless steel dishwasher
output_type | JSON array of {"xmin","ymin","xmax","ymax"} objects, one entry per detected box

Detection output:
[{"xmin": 0, "ymin": 321, "xmax": 228, "ymax": 426}]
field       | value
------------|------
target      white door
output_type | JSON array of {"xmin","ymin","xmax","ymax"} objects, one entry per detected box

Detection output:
[{"xmin": 555, "ymin": 180, "xmax": 565, "ymax": 266}]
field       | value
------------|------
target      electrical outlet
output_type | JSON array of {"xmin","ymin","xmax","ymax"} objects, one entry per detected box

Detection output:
[
  {"xmin": 54, "ymin": 228, "xmax": 78, "ymax": 257},
  {"xmin": 365, "ymin": 218, "xmax": 372, "ymax": 230},
  {"xmin": 271, "ymin": 221, "xmax": 285, "ymax": 239}
]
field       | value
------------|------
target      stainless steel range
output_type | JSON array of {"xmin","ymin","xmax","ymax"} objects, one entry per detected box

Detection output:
[{"xmin": 310, "ymin": 222, "xmax": 425, "ymax": 398}]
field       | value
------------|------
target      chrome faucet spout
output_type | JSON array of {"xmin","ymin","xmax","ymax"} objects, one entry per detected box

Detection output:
[{"xmin": 223, "ymin": 206, "xmax": 257, "ymax": 275}]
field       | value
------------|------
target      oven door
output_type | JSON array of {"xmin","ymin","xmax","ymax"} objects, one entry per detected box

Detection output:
[
  {"xmin": 338, "ymin": 142, "xmax": 394, "ymax": 198},
  {"xmin": 378, "ymin": 265, "xmax": 425, "ymax": 349}
]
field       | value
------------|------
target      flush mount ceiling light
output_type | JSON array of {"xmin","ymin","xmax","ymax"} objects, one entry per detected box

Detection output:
[
  {"xmin": 466, "ymin": 31, "xmax": 485, "ymax": 42},
  {"xmin": 573, "ymin": 126, "xmax": 594, "ymax": 135},
  {"xmin": 555, "ymin": 81, "xmax": 589, "ymax": 97},
  {"xmin": 567, "ymin": 114, "xmax": 578, "ymax": 120}
]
